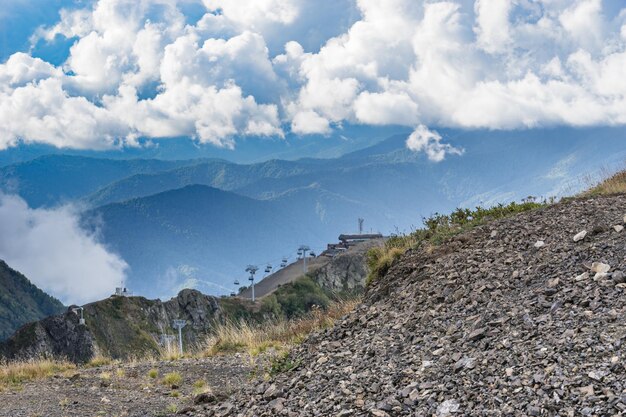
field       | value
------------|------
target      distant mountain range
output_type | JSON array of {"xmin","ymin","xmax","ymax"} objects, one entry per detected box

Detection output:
[
  {"xmin": 0, "ymin": 261, "xmax": 65, "ymax": 340},
  {"xmin": 1, "ymin": 126, "xmax": 626, "ymax": 300}
]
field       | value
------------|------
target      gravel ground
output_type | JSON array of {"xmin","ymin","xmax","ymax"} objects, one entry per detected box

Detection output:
[{"xmin": 0, "ymin": 354, "xmax": 256, "ymax": 417}]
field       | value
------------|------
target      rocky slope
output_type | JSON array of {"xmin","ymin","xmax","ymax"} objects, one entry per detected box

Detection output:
[
  {"xmin": 208, "ymin": 194, "xmax": 626, "ymax": 416},
  {"xmin": 0, "ymin": 260, "xmax": 64, "ymax": 340},
  {"xmin": 240, "ymin": 239, "xmax": 383, "ymax": 299},
  {"xmin": 0, "ymin": 289, "xmax": 223, "ymax": 363},
  {"xmin": 310, "ymin": 239, "xmax": 383, "ymax": 294}
]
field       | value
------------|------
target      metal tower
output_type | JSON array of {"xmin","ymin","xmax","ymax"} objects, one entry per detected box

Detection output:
[
  {"xmin": 246, "ymin": 265, "xmax": 259, "ymax": 302},
  {"xmin": 298, "ymin": 245, "xmax": 311, "ymax": 274},
  {"xmin": 172, "ymin": 319, "xmax": 187, "ymax": 355},
  {"xmin": 358, "ymin": 218, "xmax": 364, "ymax": 235}
]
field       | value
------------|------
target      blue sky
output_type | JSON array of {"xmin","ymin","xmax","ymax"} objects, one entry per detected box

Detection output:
[{"xmin": 1, "ymin": 0, "xmax": 626, "ymax": 161}]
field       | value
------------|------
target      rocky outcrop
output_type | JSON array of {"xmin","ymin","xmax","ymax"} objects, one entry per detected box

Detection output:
[
  {"xmin": 0, "ymin": 289, "xmax": 222, "ymax": 363},
  {"xmin": 310, "ymin": 239, "xmax": 383, "ymax": 294},
  {"xmin": 208, "ymin": 195, "xmax": 626, "ymax": 416},
  {"xmin": 0, "ymin": 307, "xmax": 95, "ymax": 363}
]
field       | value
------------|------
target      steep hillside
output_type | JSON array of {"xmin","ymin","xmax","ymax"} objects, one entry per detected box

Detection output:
[
  {"xmin": 240, "ymin": 239, "xmax": 385, "ymax": 300},
  {"xmin": 212, "ymin": 194, "xmax": 626, "ymax": 416},
  {"xmin": 0, "ymin": 261, "xmax": 64, "ymax": 340},
  {"xmin": 0, "ymin": 289, "xmax": 224, "ymax": 362}
]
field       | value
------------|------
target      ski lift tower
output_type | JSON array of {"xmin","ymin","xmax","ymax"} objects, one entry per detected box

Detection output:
[
  {"xmin": 246, "ymin": 265, "xmax": 259, "ymax": 302},
  {"xmin": 160, "ymin": 334, "xmax": 176, "ymax": 351},
  {"xmin": 298, "ymin": 245, "xmax": 311, "ymax": 274},
  {"xmin": 172, "ymin": 319, "xmax": 187, "ymax": 355}
]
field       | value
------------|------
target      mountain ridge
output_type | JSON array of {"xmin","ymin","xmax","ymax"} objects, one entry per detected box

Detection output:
[{"xmin": 0, "ymin": 260, "xmax": 65, "ymax": 340}]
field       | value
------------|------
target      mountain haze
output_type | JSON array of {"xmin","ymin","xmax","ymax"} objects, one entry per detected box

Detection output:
[{"xmin": 1, "ymin": 127, "xmax": 626, "ymax": 302}]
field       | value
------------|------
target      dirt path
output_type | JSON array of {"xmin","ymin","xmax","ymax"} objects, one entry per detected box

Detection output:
[{"xmin": 0, "ymin": 355, "xmax": 255, "ymax": 417}]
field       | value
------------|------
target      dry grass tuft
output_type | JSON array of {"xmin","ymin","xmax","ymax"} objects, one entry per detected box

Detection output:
[
  {"xmin": 85, "ymin": 354, "xmax": 117, "ymax": 368},
  {"xmin": 204, "ymin": 299, "xmax": 359, "ymax": 357},
  {"xmin": 161, "ymin": 372, "xmax": 182, "ymax": 388},
  {"xmin": 585, "ymin": 169, "xmax": 626, "ymax": 196},
  {"xmin": 0, "ymin": 359, "xmax": 75, "ymax": 390}
]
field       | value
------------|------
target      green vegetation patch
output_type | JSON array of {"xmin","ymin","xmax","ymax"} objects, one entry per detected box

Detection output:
[
  {"xmin": 367, "ymin": 199, "xmax": 547, "ymax": 285},
  {"xmin": 260, "ymin": 277, "xmax": 331, "ymax": 320},
  {"xmin": 269, "ymin": 352, "xmax": 301, "ymax": 376}
]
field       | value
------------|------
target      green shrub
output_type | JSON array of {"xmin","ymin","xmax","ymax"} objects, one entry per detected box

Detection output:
[
  {"xmin": 271, "ymin": 277, "xmax": 330, "ymax": 319},
  {"xmin": 366, "ymin": 247, "xmax": 405, "ymax": 285},
  {"xmin": 366, "ymin": 200, "xmax": 546, "ymax": 285},
  {"xmin": 269, "ymin": 352, "xmax": 301, "ymax": 376}
]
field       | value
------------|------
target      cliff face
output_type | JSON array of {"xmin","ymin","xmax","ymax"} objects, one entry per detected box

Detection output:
[
  {"xmin": 0, "ymin": 289, "xmax": 222, "ymax": 363},
  {"xmin": 0, "ymin": 260, "xmax": 65, "ymax": 340},
  {"xmin": 310, "ymin": 239, "xmax": 383, "ymax": 294},
  {"xmin": 0, "ymin": 309, "xmax": 95, "ymax": 363}
]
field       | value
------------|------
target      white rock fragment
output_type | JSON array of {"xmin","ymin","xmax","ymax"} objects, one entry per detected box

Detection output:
[
  {"xmin": 575, "ymin": 272, "xmax": 590, "ymax": 282},
  {"xmin": 437, "ymin": 399, "xmax": 460, "ymax": 416},
  {"xmin": 588, "ymin": 370, "xmax": 608, "ymax": 381},
  {"xmin": 573, "ymin": 230, "xmax": 587, "ymax": 242},
  {"xmin": 623, "ymin": 214, "xmax": 626, "ymax": 224},
  {"xmin": 590, "ymin": 262, "xmax": 611, "ymax": 274},
  {"xmin": 614, "ymin": 225, "xmax": 624, "ymax": 232},
  {"xmin": 534, "ymin": 240, "xmax": 545, "ymax": 248},
  {"xmin": 594, "ymin": 272, "xmax": 609, "ymax": 281}
]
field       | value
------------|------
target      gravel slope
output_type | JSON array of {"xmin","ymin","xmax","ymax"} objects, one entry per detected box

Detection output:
[{"xmin": 209, "ymin": 195, "xmax": 626, "ymax": 416}]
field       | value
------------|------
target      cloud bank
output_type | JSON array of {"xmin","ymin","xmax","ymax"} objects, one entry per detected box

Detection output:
[
  {"xmin": 0, "ymin": 194, "xmax": 128, "ymax": 304},
  {"xmin": 1, "ymin": 0, "xmax": 626, "ymax": 160}
]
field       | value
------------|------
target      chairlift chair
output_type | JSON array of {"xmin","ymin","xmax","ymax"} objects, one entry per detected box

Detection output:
[{"xmin": 234, "ymin": 280, "xmax": 240, "ymax": 286}]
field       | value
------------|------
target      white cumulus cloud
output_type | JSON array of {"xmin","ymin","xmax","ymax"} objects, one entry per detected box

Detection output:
[
  {"xmin": 406, "ymin": 125, "xmax": 463, "ymax": 162},
  {"xmin": 1, "ymin": 0, "xmax": 626, "ymax": 159},
  {"xmin": 0, "ymin": 193, "xmax": 128, "ymax": 305}
]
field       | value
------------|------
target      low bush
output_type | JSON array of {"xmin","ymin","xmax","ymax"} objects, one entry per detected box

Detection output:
[{"xmin": 366, "ymin": 199, "xmax": 547, "ymax": 284}]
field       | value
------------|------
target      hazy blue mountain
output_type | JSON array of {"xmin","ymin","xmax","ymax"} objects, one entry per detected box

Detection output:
[
  {"xmin": 85, "ymin": 158, "xmax": 328, "ymax": 207},
  {"xmin": 236, "ymin": 127, "xmax": 626, "ymax": 229},
  {"xmin": 0, "ymin": 260, "xmax": 65, "ymax": 340},
  {"xmin": 0, "ymin": 126, "xmax": 404, "ymax": 168},
  {"xmin": 84, "ymin": 185, "xmax": 368, "ymax": 298},
  {"xmin": 0, "ymin": 155, "xmax": 204, "ymax": 207}
]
